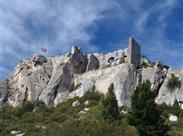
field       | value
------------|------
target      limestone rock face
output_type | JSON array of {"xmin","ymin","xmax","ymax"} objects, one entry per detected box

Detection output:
[
  {"xmin": 7, "ymin": 58, "xmax": 52, "ymax": 107},
  {"xmin": 1, "ymin": 41, "xmax": 182, "ymax": 108},
  {"xmin": 39, "ymin": 51, "xmax": 88, "ymax": 107},
  {"xmin": 141, "ymin": 66, "xmax": 166, "ymax": 90},
  {"xmin": 69, "ymin": 63, "xmax": 138, "ymax": 107},
  {"xmin": 3, "ymin": 48, "xmax": 88, "ymax": 107},
  {"xmin": 156, "ymin": 69, "xmax": 183, "ymax": 105},
  {"xmin": 141, "ymin": 66, "xmax": 183, "ymax": 106}
]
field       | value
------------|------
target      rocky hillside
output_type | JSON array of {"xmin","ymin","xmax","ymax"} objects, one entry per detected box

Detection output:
[{"xmin": 0, "ymin": 38, "xmax": 182, "ymax": 108}]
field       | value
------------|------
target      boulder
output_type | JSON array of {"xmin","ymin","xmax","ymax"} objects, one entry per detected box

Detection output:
[
  {"xmin": 120, "ymin": 110, "xmax": 128, "ymax": 114},
  {"xmin": 169, "ymin": 114, "xmax": 178, "ymax": 122},
  {"xmin": 78, "ymin": 111, "xmax": 86, "ymax": 115},
  {"xmin": 72, "ymin": 100, "xmax": 80, "ymax": 107},
  {"xmin": 16, "ymin": 133, "xmax": 26, "ymax": 136},
  {"xmin": 84, "ymin": 107, "xmax": 90, "ymax": 112},
  {"xmin": 181, "ymin": 104, "xmax": 183, "ymax": 109},
  {"xmin": 84, "ymin": 100, "xmax": 89, "ymax": 105},
  {"xmin": 10, "ymin": 130, "xmax": 21, "ymax": 135}
]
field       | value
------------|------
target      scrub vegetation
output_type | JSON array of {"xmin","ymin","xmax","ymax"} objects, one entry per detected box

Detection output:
[{"xmin": 0, "ymin": 81, "xmax": 183, "ymax": 136}]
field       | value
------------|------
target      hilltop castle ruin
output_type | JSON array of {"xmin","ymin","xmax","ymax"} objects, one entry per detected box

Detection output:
[
  {"xmin": 2, "ymin": 36, "xmax": 182, "ymax": 108},
  {"xmin": 0, "ymin": 37, "xmax": 142, "ymax": 107},
  {"xmin": 32, "ymin": 37, "xmax": 141, "ymax": 71},
  {"xmin": 71, "ymin": 37, "xmax": 141, "ymax": 70}
]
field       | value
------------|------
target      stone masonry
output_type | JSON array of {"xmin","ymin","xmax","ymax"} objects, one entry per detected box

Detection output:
[{"xmin": 127, "ymin": 37, "xmax": 141, "ymax": 68}]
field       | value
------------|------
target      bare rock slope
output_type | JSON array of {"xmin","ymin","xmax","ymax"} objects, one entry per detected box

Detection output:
[{"xmin": 0, "ymin": 38, "xmax": 182, "ymax": 107}]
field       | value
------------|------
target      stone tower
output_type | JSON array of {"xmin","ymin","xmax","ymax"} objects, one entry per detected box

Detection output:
[{"xmin": 127, "ymin": 37, "xmax": 141, "ymax": 68}]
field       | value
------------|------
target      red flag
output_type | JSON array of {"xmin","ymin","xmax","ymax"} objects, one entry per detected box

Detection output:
[{"xmin": 41, "ymin": 48, "xmax": 47, "ymax": 53}]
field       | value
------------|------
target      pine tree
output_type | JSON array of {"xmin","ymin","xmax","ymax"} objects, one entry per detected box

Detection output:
[
  {"xmin": 101, "ymin": 83, "xmax": 120, "ymax": 121},
  {"xmin": 128, "ymin": 80, "xmax": 169, "ymax": 136}
]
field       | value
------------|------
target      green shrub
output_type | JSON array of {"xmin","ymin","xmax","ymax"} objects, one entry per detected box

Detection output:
[
  {"xmin": 171, "ymin": 100, "xmax": 183, "ymax": 117},
  {"xmin": 32, "ymin": 101, "xmax": 50, "ymax": 113},
  {"xmin": 128, "ymin": 80, "xmax": 169, "ymax": 136},
  {"xmin": 154, "ymin": 100, "xmax": 183, "ymax": 136},
  {"xmin": 168, "ymin": 115, "xmax": 183, "ymax": 136},
  {"xmin": 100, "ymin": 84, "xmax": 120, "ymax": 121},
  {"xmin": 49, "ymin": 112, "xmax": 67, "ymax": 123},
  {"xmin": 82, "ymin": 86, "xmax": 103, "ymax": 102},
  {"xmin": 22, "ymin": 101, "xmax": 34, "ymax": 112},
  {"xmin": 167, "ymin": 74, "xmax": 181, "ymax": 91},
  {"xmin": 14, "ymin": 107, "xmax": 24, "ymax": 117},
  {"xmin": 160, "ymin": 100, "xmax": 183, "ymax": 118}
]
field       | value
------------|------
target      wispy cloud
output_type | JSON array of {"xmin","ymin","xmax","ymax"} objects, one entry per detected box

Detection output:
[
  {"xmin": 1, "ymin": 0, "xmax": 115, "ymax": 79},
  {"xmin": 135, "ymin": 0, "xmax": 177, "ymax": 32},
  {"xmin": 132, "ymin": 0, "xmax": 183, "ymax": 68},
  {"xmin": 0, "ymin": 0, "xmax": 182, "ymax": 80}
]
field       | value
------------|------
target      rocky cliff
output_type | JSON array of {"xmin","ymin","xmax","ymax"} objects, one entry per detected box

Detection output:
[{"xmin": 0, "ymin": 38, "xmax": 182, "ymax": 107}]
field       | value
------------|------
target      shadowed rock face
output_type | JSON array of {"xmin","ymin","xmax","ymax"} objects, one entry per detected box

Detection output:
[
  {"xmin": 86, "ymin": 54, "xmax": 100, "ymax": 71},
  {"xmin": 1, "ymin": 38, "xmax": 182, "ymax": 107},
  {"xmin": 39, "ymin": 51, "xmax": 88, "ymax": 107}
]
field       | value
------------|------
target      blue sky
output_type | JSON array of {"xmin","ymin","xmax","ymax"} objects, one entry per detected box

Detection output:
[{"xmin": 0, "ymin": 0, "xmax": 183, "ymax": 80}]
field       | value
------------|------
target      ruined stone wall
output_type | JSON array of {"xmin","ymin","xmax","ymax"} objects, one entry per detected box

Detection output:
[
  {"xmin": 94, "ymin": 49, "xmax": 128, "ymax": 67},
  {"xmin": 127, "ymin": 37, "xmax": 141, "ymax": 68}
]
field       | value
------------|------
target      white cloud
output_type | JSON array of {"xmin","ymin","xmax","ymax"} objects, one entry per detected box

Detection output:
[
  {"xmin": 1, "ymin": 0, "xmax": 115, "ymax": 79},
  {"xmin": 131, "ymin": 0, "xmax": 183, "ymax": 68},
  {"xmin": 0, "ymin": 0, "xmax": 182, "ymax": 80},
  {"xmin": 135, "ymin": 0, "xmax": 177, "ymax": 32},
  {"xmin": 3, "ymin": 0, "xmax": 114, "ymax": 52}
]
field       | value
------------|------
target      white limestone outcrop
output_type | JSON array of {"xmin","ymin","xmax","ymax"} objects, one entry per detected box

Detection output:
[
  {"xmin": 69, "ymin": 63, "xmax": 138, "ymax": 106},
  {"xmin": 0, "ymin": 38, "xmax": 182, "ymax": 108},
  {"xmin": 156, "ymin": 68, "xmax": 183, "ymax": 105}
]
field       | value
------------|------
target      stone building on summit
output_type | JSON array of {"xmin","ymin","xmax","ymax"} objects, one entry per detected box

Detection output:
[
  {"xmin": 127, "ymin": 37, "xmax": 141, "ymax": 68},
  {"xmin": 92, "ymin": 37, "xmax": 141, "ymax": 68}
]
